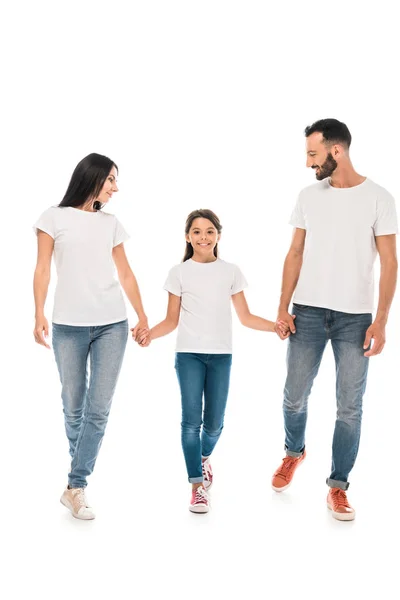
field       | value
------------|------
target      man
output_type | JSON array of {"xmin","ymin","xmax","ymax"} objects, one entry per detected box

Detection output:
[{"xmin": 273, "ymin": 118, "xmax": 398, "ymax": 521}]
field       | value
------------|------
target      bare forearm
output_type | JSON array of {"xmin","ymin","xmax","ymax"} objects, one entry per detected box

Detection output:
[
  {"xmin": 33, "ymin": 270, "xmax": 50, "ymax": 317},
  {"xmin": 150, "ymin": 319, "xmax": 177, "ymax": 340},
  {"xmin": 375, "ymin": 260, "xmax": 398, "ymax": 323},
  {"xmin": 241, "ymin": 314, "xmax": 275, "ymax": 332},
  {"xmin": 120, "ymin": 273, "xmax": 147, "ymax": 320},
  {"xmin": 279, "ymin": 253, "xmax": 303, "ymax": 311}
]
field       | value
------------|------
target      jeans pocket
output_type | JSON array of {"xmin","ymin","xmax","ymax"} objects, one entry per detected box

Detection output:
[{"xmin": 293, "ymin": 303, "xmax": 310, "ymax": 310}]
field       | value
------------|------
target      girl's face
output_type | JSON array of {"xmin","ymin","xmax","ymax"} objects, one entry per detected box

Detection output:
[
  {"xmin": 186, "ymin": 218, "xmax": 220, "ymax": 259},
  {"xmin": 96, "ymin": 167, "xmax": 119, "ymax": 204}
]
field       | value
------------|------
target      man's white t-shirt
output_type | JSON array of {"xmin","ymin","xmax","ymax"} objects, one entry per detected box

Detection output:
[
  {"xmin": 290, "ymin": 178, "xmax": 398, "ymax": 313},
  {"xmin": 34, "ymin": 206, "xmax": 129, "ymax": 326},
  {"xmin": 164, "ymin": 258, "xmax": 247, "ymax": 353}
]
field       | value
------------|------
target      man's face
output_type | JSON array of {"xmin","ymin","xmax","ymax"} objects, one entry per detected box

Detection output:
[{"xmin": 306, "ymin": 131, "xmax": 338, "ymax": 180}]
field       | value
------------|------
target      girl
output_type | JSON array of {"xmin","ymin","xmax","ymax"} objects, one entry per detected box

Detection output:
[
  {"xmin": 33, "ymin": 153, "xmax": 147, "ymax": 520},
  {"xmin": 135, "ymin": 209, "xmax": 283, "ymax": 513}
]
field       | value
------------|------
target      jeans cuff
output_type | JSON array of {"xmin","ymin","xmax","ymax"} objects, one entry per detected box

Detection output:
[
  {"xmin": 285, "ymin": 446, "xmax": 305, "ymax": 458},
  {"xmin": 326, "ymin": 478, "xmax": 349, "ymax": 491},
  {"xmin": 188, "ymin": 477, "xmax": 203, "ymax": 484}
]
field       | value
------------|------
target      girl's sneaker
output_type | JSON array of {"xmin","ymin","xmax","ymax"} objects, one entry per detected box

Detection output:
[
  {"xmin": 189, "ymin": 486, "xmax": 209, "ymax": 513},
  {"xmin": 60, "ymin": 487, "xmax": 95, "ymax": 520},
  {"xmin": 202, "ymin": 458, "xmax": 213, "ymax": 490}
]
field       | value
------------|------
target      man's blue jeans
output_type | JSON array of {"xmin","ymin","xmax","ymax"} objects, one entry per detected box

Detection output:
[
  {"xmin": 52, "ymin": 320, "xmax": 128, "ymax": 488},
  {"xmin": 175, "ymin": 353, "xmax": 232, "ymax": 483},
  {"xmin": 283, "ymin": 305, "xmax": 372, "ymax": 490}
]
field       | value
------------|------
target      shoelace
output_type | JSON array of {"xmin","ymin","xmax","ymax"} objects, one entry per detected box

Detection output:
[
  {"xmin": 72, "ymin": 488, "xmax": 88, "ymax": 509},
  {"xmin": 202, "ymin": 461, "xmax": 212, "ymax": 481},
  {"xmin": 276, "ymin": 456, "xmax": 298, "ymax": 479},
  {"xmin": 194, "ymin": 487, "xmax": 208, "ymax": 505},
  {"xmin": 331, "ymin": 489, "xmax": 350, "ymax": 509}
]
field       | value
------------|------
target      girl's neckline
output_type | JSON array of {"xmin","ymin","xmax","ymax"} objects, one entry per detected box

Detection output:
[{"xmin": 189, "ymin": 257, "xmax": 219, "ymax": 265}]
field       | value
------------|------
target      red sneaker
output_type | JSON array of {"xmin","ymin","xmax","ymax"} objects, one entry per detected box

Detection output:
[
  {"xmin": 271, "ymin": 451, "xmax": 306, "ymax": 492},
  {"xmin": 189, "ymin": 486, "xmax": 209, "ymax": 513},
  {"xmin": 327, "ymin": 488, "xmax": 355, "ymax": 521}
]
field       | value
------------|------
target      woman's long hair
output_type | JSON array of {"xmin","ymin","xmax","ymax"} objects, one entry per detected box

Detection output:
[
  {"xmin": 59, "ymin": 153, "xmax": 118, "ymax": 209},
  {"xmin": 183, "ymin": 209, "xmax": 222, "ymax": 262}
]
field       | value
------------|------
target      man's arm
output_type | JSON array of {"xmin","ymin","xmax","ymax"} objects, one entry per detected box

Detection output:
[{"xmin": 364, "ymin": 234, "xmax": 397, "ymax": 357}]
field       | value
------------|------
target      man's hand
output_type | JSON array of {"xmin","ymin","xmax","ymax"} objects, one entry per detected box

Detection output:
[{"xmin": 363, "ymin": 321, "xmax": 386, "ymax": 357}]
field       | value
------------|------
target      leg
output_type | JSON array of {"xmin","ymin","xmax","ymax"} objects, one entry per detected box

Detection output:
[
  {"xmin": 70, "ymin": 320, "xmax": 128, "ymax": 488},
  {"xmin": 283, "ymin": 305, "xmax": 327, "ymax": 455},
  {"xmin": 175, "ymin": 353, "xmax": 206, "ymax": 483},
  {"xmin": 52, "ymin": 324, "xmax": 90, "ymax": 458},
  {"xmin": 201, "ymin": 354, "xmax": 232, "ymax": 458},
  {"xmin": 329, "ymin": 312, "xmax": 372, "ymax": 489}
]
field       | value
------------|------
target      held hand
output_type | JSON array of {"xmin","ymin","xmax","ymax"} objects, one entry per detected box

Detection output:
[
  {"xmin": 274, "ymin": 320, "xmax": 291, "ymax": 340},
  {"xmin": 363, "ymin": 321, "xmax": 386, "ymax": 357},
  {"xmin": 130, "ymin": 318, "xmax": 149, "ymax": 342},
  {"xmin": 276, "ymin": 311, "xmax": 296, "ymax": 340},
  {"xmin": 33, "ymin": 316, "xmax": 50, "ymax": 349}
]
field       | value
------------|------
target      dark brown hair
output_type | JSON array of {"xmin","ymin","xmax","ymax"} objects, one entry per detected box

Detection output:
[{"xmin": 183, "ymin": 209, "xmax": 222, "ymax": 262}]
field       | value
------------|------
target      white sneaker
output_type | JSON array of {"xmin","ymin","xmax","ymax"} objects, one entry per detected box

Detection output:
[
  {"xmin": 60, "ymin": 487, "xmax": 95, "ymax": 520},
  {"xmin": 189, "ymin": 486, "xmax": 210, "ymax": 513},
  {"xmin": 202, "ymin": 458, "xmax": 213, "ymax": 491}
]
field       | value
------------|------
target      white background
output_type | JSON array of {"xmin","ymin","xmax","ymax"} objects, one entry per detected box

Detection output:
[{"xmin": 2, "ymin": 1, "xmax": 399, "ymax": 598}]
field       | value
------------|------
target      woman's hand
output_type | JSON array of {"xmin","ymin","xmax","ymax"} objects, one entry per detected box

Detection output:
[
  {"xmin": 33, "ymin": 316, "xmax": 50, "ymax": 349},
  {"xmin": 131, "ymin": 318, "xmax": 149, "ymax": 341}
]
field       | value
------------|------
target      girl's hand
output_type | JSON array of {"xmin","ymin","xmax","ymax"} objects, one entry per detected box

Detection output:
[
  {"xmin": 33, "ymin": 316, "xmax": 50, "ymax": 349},
  {"xmin": 274, "ymin": 319, "xmax": 291, "ymax": 340},
  {"xmin": 131, "ymin": 318, "xmax": 149, "ymax": 341},
  {"xmin": 138, "ymin": 332, "xmax": 151, "ymax": 347}
]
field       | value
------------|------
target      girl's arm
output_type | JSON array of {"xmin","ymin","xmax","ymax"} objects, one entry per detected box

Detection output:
[
  {"xmin": 231, "ymin": 291, "xmax": 277, "ymax": 332},
  {"xmin": 112, "ymin": 244, "xmax": 148, "ymax": 335},
  {"xmin": 33, "ymin": 231, "xmax": 54, "ymax": 348},
  {"xmin": 136, "ymin": 293, "xmax": 181, "ymax": 346}
]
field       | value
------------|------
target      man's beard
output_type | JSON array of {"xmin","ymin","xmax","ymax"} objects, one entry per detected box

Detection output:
[{"xmin": 313, "ymin": 152, "xmax": 338, "ymax": 180}]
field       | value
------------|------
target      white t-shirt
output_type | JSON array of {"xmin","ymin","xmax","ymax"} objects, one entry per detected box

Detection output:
[
  {"xmin": 290, "ymin": 178, "xmax": 398, "ymax": 313},
  {"xmin": 164, "ymin": 258, "xmax": 247, "ymax": 353},
  {"xmin": 34, "ymin": 206, "xmax": 129, "ymax": 326}
]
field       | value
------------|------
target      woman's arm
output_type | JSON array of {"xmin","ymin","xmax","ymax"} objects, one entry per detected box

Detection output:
[
  {"xmin": 231, "ymin": 291, "xmax": 277, "ymax": 332},
  {"xmin": 136, "ymin": 293, "xmax": 181, "ymax": 346},
  {"xmin": 112, "ymin": 244, "xmax": 148, "ymax": 335},
  {"xmin": 33, "ymin": 231, "xmax": 54, "ymax": 348}
]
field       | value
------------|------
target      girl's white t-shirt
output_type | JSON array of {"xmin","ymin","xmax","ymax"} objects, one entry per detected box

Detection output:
[
  {"xmin": 290, "ymin": 178, "xmax": 398, "ymax": 313},
  {"xmin": 164, "ymin": 258, "xmax": 247, "ymax": 353},
  {"xmin": 34, "ymin": 206, "xmax": 129, "ymax": 326}
]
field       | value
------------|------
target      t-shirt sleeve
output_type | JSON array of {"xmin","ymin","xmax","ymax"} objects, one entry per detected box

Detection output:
[
  {"xmin": 113, "ymin": 217, "xmax": 130, "ymax": 247},
  {"xmin": 33, "ymin": 208, "xmax": 56, "ymax": 239},
  {"xmin": 231, "ymin": 264, "xmax": 248, "ymax": 295},
  {"xmin": 289, "ymin": 192, "xmax": 306, "ymax": 229},
  {"xmin": 163, "ymin": 266, "xmax": 182, "ymax": 297},
  {"xmin": 374, "ymin": 191, "xmax": 399, "ymax": 236}
]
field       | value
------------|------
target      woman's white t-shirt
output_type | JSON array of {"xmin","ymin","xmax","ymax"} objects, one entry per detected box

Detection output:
[
  {"xmin": 34, "ymin": 206, "xmax": 129, "ymax": 326},
  {"xmin": 164, "ymin": 258, "xmax": 247, "ymax": 353},
  {"xmin": 290, "ymin": 178, "xmax": 398, "ymax": 313}
]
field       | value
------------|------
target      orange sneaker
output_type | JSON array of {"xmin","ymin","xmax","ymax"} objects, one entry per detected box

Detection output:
[
  {"xmin": 327, "ymin": 488, "xmax": 355, "ymax": 521},
  {"xmin": 271, "ymin": 450, "xmax": 306, "ymax": 492}
]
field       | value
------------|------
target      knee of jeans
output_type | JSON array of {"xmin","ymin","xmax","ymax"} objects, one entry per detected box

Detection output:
[
  {"xmin": 181, "ymin": 421, "xmax": 201, "ymax": 435},
  {"xmin": 203, "ymin": 423, "xmax": 224, "ymax": 438},
  {"xmin": 63, "ymin": 408, "xmax": 83, "ymax": 421},
  {"xmin": 283, "ymin": 392, "xmax": 307, "ymax": 412},
  {"xmin": 337, "ymin": 402, "xmax": 362, "ymax": 425}
]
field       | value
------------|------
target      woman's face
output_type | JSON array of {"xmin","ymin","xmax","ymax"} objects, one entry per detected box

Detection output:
[{"xmin": 96, "ymin": 166, "xmax": 119, "ymax": 204}]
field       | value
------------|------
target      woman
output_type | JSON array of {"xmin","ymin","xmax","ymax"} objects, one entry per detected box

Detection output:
[{"xmin": 33, "ymin": 153, "xmax": 148, "ymax": 520}]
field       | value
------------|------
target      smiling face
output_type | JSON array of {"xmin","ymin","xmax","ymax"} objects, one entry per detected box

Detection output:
[
  {"xmin": 306, "ymin": 131, "xmax": 338, "ymax": 180},
  {"xmin": 96, "ymin": 166, "xmax": 119, "ymax": 204},
  {"xmin": 186, "ymin": 217, "xmax": 221, "ymax": 262}
]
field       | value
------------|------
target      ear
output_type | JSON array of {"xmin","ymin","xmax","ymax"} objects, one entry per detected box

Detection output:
[
  {"xmin": 332, "ymin": 144, "xmax": 341, "ymax": 157},
  {"xmin": 217, "ymin": 233, "xmax": 221, "ymax": 242},
  {"xmin": 185, "ymin": 234, "xmax": 191, "ymax": 244}
]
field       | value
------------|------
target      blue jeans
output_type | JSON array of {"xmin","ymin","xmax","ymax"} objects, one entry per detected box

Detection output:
[
  {"xmin": 175, "ymin": 353, "xmax": 232, "ymax": 483},
  {"xmin": 52, "ymin": 320, "xmax": 129, "ymax": 488},
  {"xmin": 283, "ymin": 305, "xmax": 372, "ymax": 490}
]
